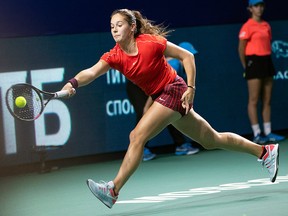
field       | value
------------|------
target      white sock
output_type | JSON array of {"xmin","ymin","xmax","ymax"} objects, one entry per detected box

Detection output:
[
  {"xmin": 252, "ymin": 124, "xmax": 261, "ymax": 137},
  {"xmin": 263, "ymin": 122, "xmax": 271, "ymax": 136},
  {"xmin": 108, "ymin": 181, "xmax": 115, "ymax": 188}
]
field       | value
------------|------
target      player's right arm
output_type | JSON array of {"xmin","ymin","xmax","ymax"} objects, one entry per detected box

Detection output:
[
  {"xmin": 75, "ymin": 60, "xmax": 110, "ymax": 87},
  {"xmin": 62, "ymin": 59, "xmax": 110, "ymax": 94}
]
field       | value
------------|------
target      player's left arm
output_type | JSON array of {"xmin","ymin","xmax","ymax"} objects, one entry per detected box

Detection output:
[
  {"xmin": 165, "ymin": 42, "xmax": 196, "ymax": 88},
  {"xmin": 164, "ymin": 41, "xmax": 196, "ymax": 114}
]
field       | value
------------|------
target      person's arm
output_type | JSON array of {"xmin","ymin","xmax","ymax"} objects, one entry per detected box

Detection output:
[
  {"xmin": 143, "ymin": 96, "xmax": 153, "ymax": 114},
  {"xmin": 62, "ymin": 59, "xmax": 110, "ymax": 95},
  {"xmin": 165, "ymin": 42, "xmax": 196, "ymax": 89},
  {"xmin": 238, "ymin": 39, "xmax": 247, "ymax": 69},
  {"xmin": 164, "ymin": 41, "xmax": 196, "ymax": 114}
]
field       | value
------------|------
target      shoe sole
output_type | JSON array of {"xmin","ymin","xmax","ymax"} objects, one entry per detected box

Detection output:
[
  {"xmin": 254, "ymin": 140, "xmax": 267, "ymax": 144},
  {"xmin": 267, "ymin": 138, "xmax": 285, "ymax": 143},
  {"xmin": 271, "ymin": 144, "xmax": 279, "ymax": 183},
  {"xmin": 86, "ymin": 179, "xmax": 113, "ymax": 209},
  {"xmin": 143, "ymin": 154, "xmax": 156, "ymax": 161},
  {"xmin": 175, "ymin": 150, "xmax": 199, "ymax": 156},
  {"xmin": 187, "ymin": 150, "xmax": 200, "ymax": 155}
]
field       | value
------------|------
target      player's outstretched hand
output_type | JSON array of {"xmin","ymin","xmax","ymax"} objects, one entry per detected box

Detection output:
[{"xmin": 61, "ymin": 83, "xmax": 76, "ymax": 98}]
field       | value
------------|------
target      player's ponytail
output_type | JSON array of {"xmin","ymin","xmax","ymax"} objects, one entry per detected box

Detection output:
[{"xmin": 111, "ymin": 9, "xmax": 172, "ymax": 38}]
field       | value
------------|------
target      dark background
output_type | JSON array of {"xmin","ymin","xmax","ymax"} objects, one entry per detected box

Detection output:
[{"xmin": 1, "ymin": 0, "xmax": 288, "ymax": 38}]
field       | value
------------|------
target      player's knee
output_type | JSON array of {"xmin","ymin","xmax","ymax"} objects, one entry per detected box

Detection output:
[
  {"xmin": 129, "ymin": 129, "xmax": 146, "ymax": 147},
  {"xmin": 129, "ymin": 130, "xmax": 136, "ymax": 143}
]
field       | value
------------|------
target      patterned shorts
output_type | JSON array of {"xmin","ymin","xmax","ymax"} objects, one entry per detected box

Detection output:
[{"xmin": 151, "ymin": 75, "xmax": 192, "ymax": 116}]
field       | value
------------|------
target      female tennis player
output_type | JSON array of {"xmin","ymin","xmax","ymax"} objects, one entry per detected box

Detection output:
[{"xmin": 62, "ymin": 9, "xmax": 279, "ymax": 208}]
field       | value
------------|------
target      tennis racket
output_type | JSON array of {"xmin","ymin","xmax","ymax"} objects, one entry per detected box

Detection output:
[{"xmin": 5, "ymin": 83, "xmax": 73, "ymax": 121}]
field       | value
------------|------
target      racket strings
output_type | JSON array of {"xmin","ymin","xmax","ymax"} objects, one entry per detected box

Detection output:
[{"xmin": 6, "ymin": 85, "xmax": 43, "ymax": 120}]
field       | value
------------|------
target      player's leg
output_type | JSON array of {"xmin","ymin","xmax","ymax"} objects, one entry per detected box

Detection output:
[
  {"xmin": 126, "ymin": 81, "xmax": 157, "ymax": 161},
  {"xmin": 113, "ymin": 102, "xmax": 181, "ymax": 193},
  {"xmin": 172, "ymin": 108, "xmax": 263, "ymax": 156},
  {"xmin": 87, "ymin": 102, "xmax": 180, "ymax": 208},
  {"xmin": 172, "ymin": 108, "xmax": 279, "ymax": 182},
  {"xmin": 126, "ymin": 80, "xmax": 149, "ymax": 123}
]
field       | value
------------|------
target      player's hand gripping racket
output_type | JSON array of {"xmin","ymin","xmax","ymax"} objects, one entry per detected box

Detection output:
[{"xmin": 5, "ymin": 83, "xmax": 73, "ymax": 121}]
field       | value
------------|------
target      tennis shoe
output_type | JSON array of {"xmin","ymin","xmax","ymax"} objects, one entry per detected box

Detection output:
[
  {"xmin": 143, "ymin": 147, "xmax": 156, "ymax": 161},
  {"xmin": 258, "ymin": 144, "xmax": 279, "ymax": 183},
  {"xmin": 265, "ymin": 133, "xmax": 285, "ymax": 142},
  {"xmin": 175, "ymin": 143, "xmax": 200, "ymax": 156},
  {"xmin": 86, "ymin": 179, "xmax": 118, "ymax": 208},
  {"xmin": 253, "ymin": 134, "xmax": 268, "ymax": 144}
]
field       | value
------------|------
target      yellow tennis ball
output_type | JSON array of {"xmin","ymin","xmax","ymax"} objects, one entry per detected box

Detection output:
[{"xmin": 15, "ymin": 96, "xmax": 27, "ymax": 108}]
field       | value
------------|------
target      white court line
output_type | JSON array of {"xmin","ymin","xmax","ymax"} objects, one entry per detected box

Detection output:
[{"xmin": 117, "ymin": 175, "xmax": 288, "ymax": 204}]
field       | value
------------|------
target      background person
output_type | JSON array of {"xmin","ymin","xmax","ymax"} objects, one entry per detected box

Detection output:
[{"xmin": 238, "ymin": 0, "xmax": 285, "ymax": 144}]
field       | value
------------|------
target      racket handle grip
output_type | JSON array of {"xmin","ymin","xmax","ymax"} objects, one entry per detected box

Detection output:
[{"xmin": 54, "ymin": 90, "xmax": 70, "ymax": 98}]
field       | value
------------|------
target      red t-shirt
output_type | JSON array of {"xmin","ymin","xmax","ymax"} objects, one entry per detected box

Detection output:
[
  {"xmin": 239, "ymin": 18, "xmax": 272, "ymax": 56},
  {"xmin": 101, "ymin": 34, "xmax": 177, "ymax": 96}
]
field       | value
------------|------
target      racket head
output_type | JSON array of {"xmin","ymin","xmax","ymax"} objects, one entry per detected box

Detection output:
[{"xmin": 5, "ymin": 83, "xmax": 45, "ymax": 121}]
